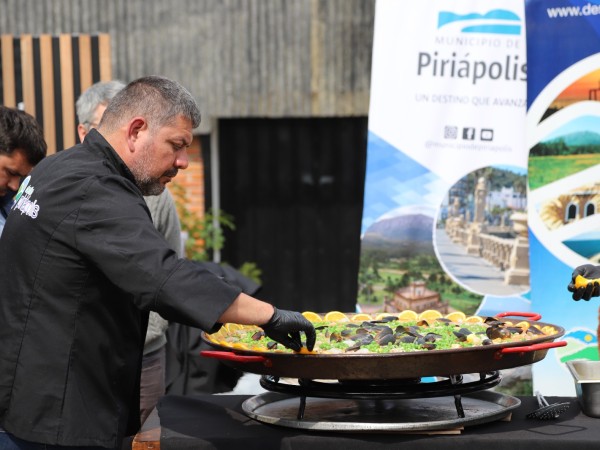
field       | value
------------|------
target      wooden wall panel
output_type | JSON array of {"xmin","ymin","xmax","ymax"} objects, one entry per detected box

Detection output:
[
  {"xmin": 98, "ymin": 34, "xmax": 112, "ymax": 82},
  {"xmin": 78, "ymin": 34, "xmax": 94, "ymax": 93},
  {"xmin": 19, "ymin": 34, "xmax": 36, "ymax": 118},
  {"xmin": 59, "ymin": 35, "xmax": 76, "ymax": 149},
  {"xmin": 1, "ymin": 35, "xmax": 16, "ymax": 108},
  {"xmin": 0, "ymin": 33, "xmax": 112, "ymax": 154}
]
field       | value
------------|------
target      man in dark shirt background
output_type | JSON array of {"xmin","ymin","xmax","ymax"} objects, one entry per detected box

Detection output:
[{"xmin": 0, "ymin": 106, "xmax": 47, "ymax": 235}]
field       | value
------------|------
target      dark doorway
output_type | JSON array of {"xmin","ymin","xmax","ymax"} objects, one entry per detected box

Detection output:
[{"xmin": 216, "ymin": 117, "xmax": 368, "ymax": 313}]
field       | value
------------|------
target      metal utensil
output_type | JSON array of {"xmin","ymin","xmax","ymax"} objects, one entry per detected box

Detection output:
[{"xmin": 526, "ymin": 391, "xmax": 570, "ymax": 420}]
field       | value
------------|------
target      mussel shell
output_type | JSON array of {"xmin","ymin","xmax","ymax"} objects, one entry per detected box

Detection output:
[
  {"xmin": 345, "ymin": 342, "xmax": 362, "ymax": 352},
  {"xmin": 345, "ymin": 334, "xmax": 374, "ymax": 351},
  {"xmin": 421, "ymin": 343, "xmax": 437, "ymax": 350},
  {"xmin": 423, "ymin": 332, "xmax": 442, "ymax": 343},
  {"xmin": 415, "ymin": 336, "xmax": 427, "ymax": 346},
  {"xmin": 484, "ymin": 317, "xmax": 502, "ymax": 324},
  {"xmin": 380, "ymin": 315, "xmax": 398, "ymax": 322},
  {"xmin": 375, "ymin": 326, "xmax": 393, "ymax": 337},
  {"xmin": 376, "ymin": 333, "xmax": 396, "ymax": 346},
  {"xmin": 453, "ymin": 331, "xmax": 468, "ymax": 342},
  {"xmin": 527, "ymin": 326, "xmax": 544, "ymax": 335},
  {"xmin": 267, "ymin": 341, "xmax": 278, "ymax": 350},
  {"xmin": 330, "ymin": 332, "xmax": 343, "ymax": 343},
  {"xmin": 350, "ymin": 334, "xmax": 374, "ymax": 345},
  {"xmin": 370, "ymin": 325, "xmax": 391, "ymax": 332},
  {"xmin": 251, "ymin": 330, "xmax": 265, "ymax": 341},
  {"xmin": 485, "ymin": 319, "xmax": 505, "ymax": 327},
  {"xmin": 408, "ymin": 326, "xmax": 422, "ymax": 335},
  {"xmin": 486, "ymin": 326, "xmax": 511, "ymax": 340},
  {"xmin": 399, "ymin": 335, "xmax": 417, "ymax": 344},
  {"xmin": 395, "ymin": 325, "xmax": 409, "ymax": 334},
  {"xmin": 506, "ymin": 326, "xmax": 524, "ymax": 334}
]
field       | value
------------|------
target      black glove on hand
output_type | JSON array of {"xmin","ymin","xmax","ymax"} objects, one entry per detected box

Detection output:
[
  {"xmin": 568, "ymin": 264, "xmax": 600, "ymax": 301},
  {"xmin": 260, "ymin": 307, "xmax": 316, "ymax": 352}
]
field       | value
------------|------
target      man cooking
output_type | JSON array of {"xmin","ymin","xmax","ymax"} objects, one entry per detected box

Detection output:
[{"xmin": 0, "ymin": 75, "xmax": 315, "ymax": 449}]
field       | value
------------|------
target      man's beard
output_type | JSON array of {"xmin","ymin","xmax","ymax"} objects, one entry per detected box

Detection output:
[{"xmin": 130, "ymin": 143, "xmax": 177, "ymax": 196}]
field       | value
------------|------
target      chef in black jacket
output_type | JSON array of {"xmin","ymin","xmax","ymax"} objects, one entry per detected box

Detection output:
[{"xmin": 0, "ymin": 75, "xmax": 315, "ymax": 450}]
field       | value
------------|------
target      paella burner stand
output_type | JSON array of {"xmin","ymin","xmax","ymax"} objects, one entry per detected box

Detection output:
[{"xmin": 260, "ymin": 371, "xmax": 502, "ymax": 420}]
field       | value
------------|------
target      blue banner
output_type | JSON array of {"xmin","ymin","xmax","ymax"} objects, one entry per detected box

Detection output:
[{"xmin": 526, "ymin": 0, "xmax": 600, "ymax": 395}]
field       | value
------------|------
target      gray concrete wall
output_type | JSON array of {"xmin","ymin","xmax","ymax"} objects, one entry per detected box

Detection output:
[{"xmin": 0, "ymin": 0, "xmax": 374, "ymax": 132}]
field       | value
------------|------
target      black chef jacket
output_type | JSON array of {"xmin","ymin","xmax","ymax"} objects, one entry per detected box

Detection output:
[{"xmin": 0, "ymin": 130, "xmax": 242, "ymax": 447}]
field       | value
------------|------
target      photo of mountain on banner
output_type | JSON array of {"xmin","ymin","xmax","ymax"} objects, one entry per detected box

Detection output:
[{"xmin": 358, "ymin": 165, "xmax": 528, "ymax": 316}]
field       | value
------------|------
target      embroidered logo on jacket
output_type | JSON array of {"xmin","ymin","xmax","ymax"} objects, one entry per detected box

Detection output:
[{"xmin": 12, "ymin": 176, "xmax": 40, "ymax": 219}]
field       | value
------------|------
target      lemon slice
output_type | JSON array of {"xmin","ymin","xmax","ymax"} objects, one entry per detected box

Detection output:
[
  {"xmin": 373, "ymin": 312, "xmax": 396, "ymax": 321},
  {"xmin": 515, "ymin": 321, "xmax": 530, "ymax": 331},
  {"xmin": 225, "ymin": 323, "xmax": 243, "ymax": 333},
  {"xmin": 445, "ymin": 311, "xmax": 466, "ymax": 323},
  {"xmin": 205, "ymin": 333, "xmax": 218, "ymax": 343},
  {"xmin": 351, "ymin": 313, "xmax": 373, "ymax": 322},
  {"xmin": 541, "ymin": 325, "xmax": 556, "ymax": 335},
  {"xmin": 297, "ymin": 347, "xmax": 317, "ymax": 354},
  {"xmin": 464, "ymin": 315, "xmax": 484, "ymax": 323},
  {"xmin": 302, "ymin": 311, "xmax": 323, "ymax": 322},
  {"xmin": 324, "ymin": 311, "xmax": 349, "ymax": 322},
  {"xmin": 231, "ymin": 342, "xmax": 249, "ymax": 350},
  {"xmin": 396, "ymin": 310, "xmax": 418, "ymax": 321},
  {"xmin": 575, "ymin": 274, "xmax": 600, "ymax": 288},
  {"xmin": 418, "ymin": 309, "xmax": 443, "ymax": 321}
]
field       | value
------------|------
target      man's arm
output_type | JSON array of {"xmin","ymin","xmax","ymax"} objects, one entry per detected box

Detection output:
[{"xmin": 219, "ymin": 293, "xmax": 316, "ymax": 351}]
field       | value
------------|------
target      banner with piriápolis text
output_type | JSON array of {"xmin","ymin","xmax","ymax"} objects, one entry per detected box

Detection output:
[{"xmin": 360, "ymin": 0, "xmax": 529, "ymax": 347}]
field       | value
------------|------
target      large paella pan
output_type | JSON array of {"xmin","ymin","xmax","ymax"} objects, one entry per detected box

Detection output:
[{"xmin": 201, "ymin": 310, "xmax": 566, "ymax": 380}]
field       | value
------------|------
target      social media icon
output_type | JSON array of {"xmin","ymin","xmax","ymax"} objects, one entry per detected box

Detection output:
[
  {"xmin": 481, "ymin": 129, "xmax": 494, "ymax": 141},
  {"xmin": 462, "ymin": 127, "xmax": 476, "ymax": 140}
]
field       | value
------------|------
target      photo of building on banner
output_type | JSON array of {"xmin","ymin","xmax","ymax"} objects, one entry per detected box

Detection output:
[
  {"xmin": 526, "ymin": 0, "xmax": 600, "ymax": 396},
  {"xmin": 359, "ymin": 0, "xmax": 531, "ymax": 391}
]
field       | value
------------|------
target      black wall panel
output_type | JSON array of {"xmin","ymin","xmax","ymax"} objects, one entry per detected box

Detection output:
[{"xmin": 218, "ymin": 117, "xmax": 368, "ymax": 313}]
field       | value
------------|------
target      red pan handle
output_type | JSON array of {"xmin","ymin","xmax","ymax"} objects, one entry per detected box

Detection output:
[
  {"xmin": 494, "ymin": 340, "xmax": 567, "ymax": 359},
  {"xmin": 200, "ymin": 350, "xmax": 272, "ymax": 366},
  {"xmin": 496, "ymin": 311, "xmax": 542, "ymax": 321}
]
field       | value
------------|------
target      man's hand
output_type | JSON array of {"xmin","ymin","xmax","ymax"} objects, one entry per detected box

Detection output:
[
  {"xmin": 260, "ymin": 307, "xmax": 316, "ymax": 352},
  {"xmin": 568, "ymin": 264, "xmax": 600, "ymax": 300}
]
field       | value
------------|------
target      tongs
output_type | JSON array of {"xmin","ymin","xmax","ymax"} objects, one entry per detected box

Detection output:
[{"xmin": 526, "ymin": 391, "xmax": 570, "ymax": 420}]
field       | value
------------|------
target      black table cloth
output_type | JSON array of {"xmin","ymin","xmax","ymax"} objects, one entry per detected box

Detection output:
[{"xmin": 155, "ymin": 394, "xmax": 599, "ymax": 450}]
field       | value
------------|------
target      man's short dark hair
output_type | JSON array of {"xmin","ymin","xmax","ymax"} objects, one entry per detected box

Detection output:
[
  {"xmin": 0, "ymin": 106, "xmax": 47, "ymax": 165},
  {"xmin": 100, "ymin": 76, "xmax": 201, "ymax": 132}
]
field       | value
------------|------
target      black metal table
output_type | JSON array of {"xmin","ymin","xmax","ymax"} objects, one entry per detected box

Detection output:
[{"xmin": 132, "ymin": 394, "xmax": 599, "ymax": 450}]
